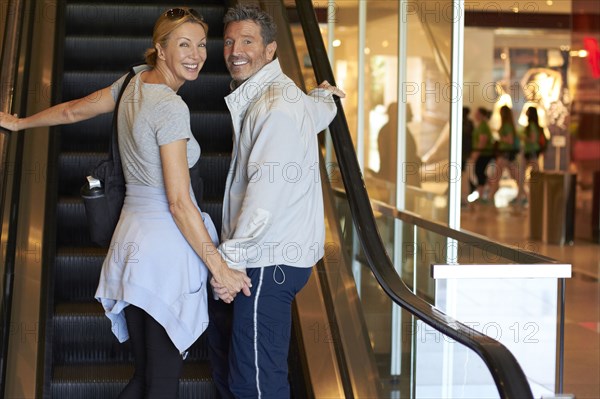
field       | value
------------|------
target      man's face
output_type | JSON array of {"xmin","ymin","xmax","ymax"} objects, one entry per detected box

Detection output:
[{"xmin": 223, "ymin": 20, "xmax": 277, "ymax": 83}]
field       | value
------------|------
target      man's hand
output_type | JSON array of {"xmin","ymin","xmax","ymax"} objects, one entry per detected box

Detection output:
[
  {"xmin": 211, "ymin": 269, "xmax": 251, "ymax": 304},
  {"xmin": 319, "ymin": 81, "xmax": 346, "ymax": 98}
]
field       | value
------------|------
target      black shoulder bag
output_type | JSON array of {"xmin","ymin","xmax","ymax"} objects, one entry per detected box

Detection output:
[{"xmin": 80, "ymin": 68, "xmax": 135, "ymax": 247}]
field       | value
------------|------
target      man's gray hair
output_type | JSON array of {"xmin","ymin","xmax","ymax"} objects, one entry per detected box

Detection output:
[{"xmin": 224, "ymin": 4, "xmax": 277, "ymax": 45}]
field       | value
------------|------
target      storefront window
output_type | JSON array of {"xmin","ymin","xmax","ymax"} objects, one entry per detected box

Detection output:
[{"xmin": 309, "ymin": 1, "xmax": 454, "ymax": 223}]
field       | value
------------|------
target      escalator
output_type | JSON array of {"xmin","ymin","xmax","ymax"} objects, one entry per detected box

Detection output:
[
  {"xmin": 0, "ymin": 0, "xmax": 537, "ymax": 398},
  {"xmin": 47, "ymin": 1, "xmax": 232, "ymax": 397}
]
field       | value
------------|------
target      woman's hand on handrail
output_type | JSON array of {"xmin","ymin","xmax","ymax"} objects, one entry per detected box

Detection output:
[{"xmin": 0, "ymin": 112, "xmax": 19, "ymax": 131}]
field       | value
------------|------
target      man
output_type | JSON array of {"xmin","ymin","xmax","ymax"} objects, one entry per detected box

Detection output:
[{"xmin": 208, "ymin": 4, "xmax": 344, "ymax": 398}]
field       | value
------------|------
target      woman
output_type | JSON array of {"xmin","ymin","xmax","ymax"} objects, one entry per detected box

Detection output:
[
  {"xmin": 517, "ymin": 106, "xmax": 544, "ymax": 205},
  {"xmin": 1, "ymin": 8, "xmax": 251, "ymax": 398},
  {"xmin": 469, "ymin": 107, "xmax": 495, "ymax": 204},
  {"xmin": 489, "ymin": 105, "xmax": 523, "ymax": 205},
  {"xmin": 523, "ymin": 106, "xmax": 543, "ymax": 165}
]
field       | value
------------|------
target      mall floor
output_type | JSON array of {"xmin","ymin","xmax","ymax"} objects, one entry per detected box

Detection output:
[{"xmin": 460, "ymin": 181, "xmax": 600, "ymax": 399}]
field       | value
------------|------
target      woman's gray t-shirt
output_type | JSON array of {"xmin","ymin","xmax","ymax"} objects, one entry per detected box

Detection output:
[{"xmin": 110, "ymin": 66, "xmax": 200, "ymax": 187}]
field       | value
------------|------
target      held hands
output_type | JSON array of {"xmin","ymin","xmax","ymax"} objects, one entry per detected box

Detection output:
[
  {"xmin": 0, "ymin": 112, "xmax": 19, "ymax": 132},
  {"xmin": 211, "ymin": 269, "xmax": 252, "ymax": 304},
  {"xmin": 318, "ymin": 80, "xmax": 346, "ymax": 98}
]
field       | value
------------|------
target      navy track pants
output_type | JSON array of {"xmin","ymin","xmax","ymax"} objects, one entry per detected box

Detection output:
[{"xmin": 208, "ymin": 265, "xmax": 312, "ymax": 399}]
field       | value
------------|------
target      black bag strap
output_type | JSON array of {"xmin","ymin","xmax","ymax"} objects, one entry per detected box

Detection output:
[{"xmin": 109, "ymin": 67, "xmax": 137, "ymax": 169}]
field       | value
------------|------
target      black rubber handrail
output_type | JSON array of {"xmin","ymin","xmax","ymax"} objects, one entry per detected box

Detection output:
[{"xmin": 294, "ymin": 1, "xmax": 534, "ymax": 398}]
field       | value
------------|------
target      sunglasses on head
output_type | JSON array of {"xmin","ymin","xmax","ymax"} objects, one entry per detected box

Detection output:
[{"xmin": 164, "ymin": 8, "xmax": 203, "ymax": 21}]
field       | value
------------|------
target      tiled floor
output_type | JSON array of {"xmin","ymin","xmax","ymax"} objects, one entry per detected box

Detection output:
[{"xmin": 461, "ymin": 184, "xmax": 600, "ymax": 399}]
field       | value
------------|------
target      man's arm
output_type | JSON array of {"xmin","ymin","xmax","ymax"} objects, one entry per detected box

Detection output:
[
  {"xmin": 305, "ymin": 81, "xmax": 344, "ymax": 134},
  {"xmin": 218, "ymin": 109, "xmax": 304, "ymax": 269}
]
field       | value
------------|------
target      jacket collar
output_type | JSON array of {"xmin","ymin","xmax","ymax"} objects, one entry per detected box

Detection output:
[{"xmin": 225, "ymin": 59, "xmax": 283, "ymax": 114}]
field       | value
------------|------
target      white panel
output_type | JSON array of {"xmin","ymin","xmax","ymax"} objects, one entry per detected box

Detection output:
[{"xmin": 431, "ymin": 263, "xmax": 572, "ymax": 279}]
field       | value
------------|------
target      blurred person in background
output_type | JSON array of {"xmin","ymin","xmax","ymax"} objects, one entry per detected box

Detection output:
[
  {"xmin": 519, "ymin": 106, "xmax": 546, "ymax": 204},
  {"xmin": 461, "ymin": 106, "xmax": 475, "ymax": 207},
  {"xmin": 490, "ymin": 105, "xmax": 525, "ymax": 206},
  {"xmin": 469, "ymin": 107, "xmax": 495, "ymax": 204}
]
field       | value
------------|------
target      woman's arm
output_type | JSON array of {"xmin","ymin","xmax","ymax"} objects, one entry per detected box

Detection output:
[
  {"xmin": 160, "ymin": 139, "xmax": 251, "ymax": 299},
  {"xmin": 0, "ymin": 86, "xmax": 116, "ymax": 131}
]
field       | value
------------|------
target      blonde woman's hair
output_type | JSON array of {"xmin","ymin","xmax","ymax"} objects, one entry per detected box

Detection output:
[{"xmin": 144, "ymin": 7, "xmax": 208, "ymax": 67}]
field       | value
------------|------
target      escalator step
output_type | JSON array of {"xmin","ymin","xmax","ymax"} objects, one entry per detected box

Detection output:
[
  {"xmin": 177, "ymin": 74, "xmax": 231, "ymax": 111},
  {"xmin": 59, "ymin": 110, "xmax": 232, "ymax": 153},
  {"xmin": 59, "ymin": 113, "xmax": 112, "ymax": 152},
  {"xmin": 61, "ymin": 71, "xmax": 231, "ymax": 111},
  {"xmin": 53, "ymin": 302, "xmax": 131, "ymax": 364},
  {"xmin": 199, "ymin": 200, "xmax": 223, "ymax": 234},
  {"xmin": 52, "ymin": 363, "xmax": 216, "ymax": 399},
  {"xmin": 53, "ymin": 302, "xmax": 210, "ymax": 365},
  {"xmin": 64, "ymin": 36, "xmax": 226, "ymax": 73},
  {"xmin": 190, "ymin": 111, "xmax": 233, "ymax": 153},
  {"xmin": 64, "ymin": 36, "xmax": 151, "ymax": 72},
  {"xmin": 61, "ymin": 71, "xmax": 121, "ymax": 102},
  {"xmin": 65, "ymin": 3, "xmax": 226, "ymax": 37},
  {"xmin": 57, "ymin": 197, "xmax": 92, "ymax": 247},
  {"xmin": 197, "ymin": 153, "xmax": 230, "ymax": 201},
  {"xmin": 55, "ymin": 247, "xmax": 106, "ymax": 302}
]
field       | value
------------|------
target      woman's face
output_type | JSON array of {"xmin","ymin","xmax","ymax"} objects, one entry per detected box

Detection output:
[{"xmin": 160, "ymin": 22, "xmax": 207, "ymax": 83}]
